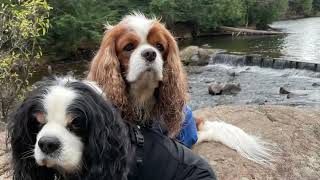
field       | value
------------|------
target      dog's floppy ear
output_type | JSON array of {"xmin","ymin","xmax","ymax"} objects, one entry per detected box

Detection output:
[
  {"xmin": 8, "ymin": 90, "xmax": 56, "ymax": 180},
  {"xmin": 157, "ymin": 24, "xmax": 188, "ymax": 137},
  {"xmin": 87, "ymin": 28, "xmax": 129, "ymax": 116},
  {"xmin": 73, "ymin": 83, "xmax": 130, "ymax": 180}
]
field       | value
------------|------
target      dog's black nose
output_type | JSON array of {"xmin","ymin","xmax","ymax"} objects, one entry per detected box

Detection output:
[
  {"xmin": 141, "ymin": 49, "xmax": 157, "ymax": 62},
  {"xmin": 38, "ymin": 136, "xmax": 61, "ymax": 154}
]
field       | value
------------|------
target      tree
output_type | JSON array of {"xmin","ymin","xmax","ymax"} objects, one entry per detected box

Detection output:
[
  {"xmin": 43, "ymin": 0, "xmax": 139, "ymax": 60},
  {"xmin": 300, "ymin": 0, "xmax": 313, "ymax": 16},
  {"xmin": 249, "ymin": 0, "xmax": 288, "ymax": 29},
  {"xmin": 0, "ymin": 0, "xmax": 51, "ymax": 122},
  {"xmin": 312, "ymin": 0, "xmax": 320, "ymax": 13},
  {"xmin": 289, "ymin": 0, "xmax": 314, "ymax": 16},
  {"xmin": 150, "ymin": 0, "xmax": 246, "ymax": 31}
]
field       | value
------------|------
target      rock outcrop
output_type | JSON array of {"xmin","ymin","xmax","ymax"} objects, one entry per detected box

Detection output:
[
  {"xmin": 193, "ymin": 105, "xmax": 320, "ymax": 180},
  {"xmin": 180, "ymin": 46, "xmax": 221, "ymax": 66}
]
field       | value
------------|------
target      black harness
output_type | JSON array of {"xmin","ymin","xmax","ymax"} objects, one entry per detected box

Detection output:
[
  {"xmin": 127, "ymin": 124, "xmax": 145, "ymax": 178},
  {"xmin": 126, "ymin": 123, "xmax": 216, "ymax": 180}
]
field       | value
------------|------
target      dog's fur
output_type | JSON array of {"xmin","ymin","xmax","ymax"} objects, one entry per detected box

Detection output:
[
  {"xmin": 8, "ymin": 77, "xmax": 130, "ymax": 180},
  {"xmin": 87, "ymin": 12, "xmax": 187, "ymax": 137}
]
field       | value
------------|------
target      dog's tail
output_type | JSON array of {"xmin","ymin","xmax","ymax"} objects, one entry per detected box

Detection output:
[{"xmin": 196, "ymin": 118, "xmax": 274, "ymax": 166}]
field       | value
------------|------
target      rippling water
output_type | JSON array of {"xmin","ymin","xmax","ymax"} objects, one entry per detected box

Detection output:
[
  {"xmin": 184, "ymin": 17, "xmax": 320, "ymax": 63},
  {"xmin": 188, "ymin": 64, "xmax": 320, "ymax": 109},
  {"xmin": 271, "ymin": 17, "xmax": 320, "ymax": 63}
]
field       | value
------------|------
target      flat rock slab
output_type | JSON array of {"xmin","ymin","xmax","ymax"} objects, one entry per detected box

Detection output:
[
  {"xmin": 193, "ymin": 106, "xmax": 320, "ymax": 180},
  {"xmin": 0, "ymin": 106, "xmax": 319, "ymax": 179}
]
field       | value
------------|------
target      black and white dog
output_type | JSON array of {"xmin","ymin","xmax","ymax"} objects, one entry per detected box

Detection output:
[{"xmin": 8, "ymin": 77, "xmax": 216, "ymax": 180}]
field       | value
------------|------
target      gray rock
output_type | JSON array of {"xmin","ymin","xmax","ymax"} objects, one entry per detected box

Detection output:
[
  {"xmin": 208, "ymin": 82, "xmax": 224, "ymax": 95},
  {"xmin": 222, "ymin": 83, "xmax": 241, "ymax": 95},
  {"xmin": 227, "ymin": 71, "xmax": 238, "ymax": 77},
  {"xmin": 180, "ymin": 46, "xmax": 219, "ymax": 66},
  {"xmin": 280, "ymin": 87, "xmax": 290, "ymax": 94},
  {"xmin": 312, "ymin": 82, "xmax": 320, "ymax": 87},
  {"xmin": 180, "ymin": 46, "xmax": 199, "ymax": 65},
  {"xmin": 208, "ymin": 82, "xmax": 241, "ymax": 95}
]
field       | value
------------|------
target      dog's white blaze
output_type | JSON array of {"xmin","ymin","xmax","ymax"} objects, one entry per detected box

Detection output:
[
  {"xmin": 127, "ymin": 44, "xmax": 163, "ymax": 82},
  {"xmin": 197, "ymin": 120, "xmax": 275, "ymax": 166},
  {"xmin": 43, "ymin": 86, "xmax": 77, "ymax": 124},
  {"xmin": 34, "ymin": 85, "xmax": 83, "ymax": 171},
  {"xmin": 121, "ymin": 12, "xmax": 154, "ymax": 43},
  {"xmin": 121, "ymin": 14, "xmax": 164, "ymax": 83}
]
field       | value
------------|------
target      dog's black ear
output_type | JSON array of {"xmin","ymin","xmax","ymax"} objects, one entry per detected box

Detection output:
[
  {"xmin": 71, "ymin": 82, "xmax": 130, "ymax": 180},
  {"xmin": 8, "ymin": 89, "xmax": 56, "ymax": 180}
]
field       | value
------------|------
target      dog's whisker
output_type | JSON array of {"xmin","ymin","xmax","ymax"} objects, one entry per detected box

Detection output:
[{"xmin": 21, "ymin": 154, "xmax": 34, "ymax": 159}]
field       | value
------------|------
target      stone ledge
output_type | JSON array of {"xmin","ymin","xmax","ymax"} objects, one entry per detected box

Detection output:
[{"xmin": 193, "ymin": 105, "xmax": 320, "ymax": 180}]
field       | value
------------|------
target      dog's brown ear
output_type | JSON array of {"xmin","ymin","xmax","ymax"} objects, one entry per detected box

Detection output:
[
  {"xmin": 157, "ymin": 25, "xmax": 188, "ymax": 137},
  {"xmin": 87, "ymin": 29, "xmax": 128, "ymax": 112}
]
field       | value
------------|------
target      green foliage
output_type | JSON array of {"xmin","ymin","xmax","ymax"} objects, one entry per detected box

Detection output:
[
  {"xmin": 301, "ymin": 0, "xmax": 313, "ymax": 16},
  {"xmin": 289, "ymin": 0, "xmax": 314, "ymax": 16},
  {"xmin": 44, "ymin": 0, "xmax": 150, "ymax": 60},
  {"xmin": 312, "ymin": 0, "xmax": 320, "ymax": 13},
  {"xmin": 247, "ymin": 0, "xmax": 288, "ymax": 29},
  {"xmin": 150, "ymin": 0, "xmax": 245, "ymax": 30},
  {"xmin": 0, "ymin": 0, "xmax": 51, "ymax": 122}
]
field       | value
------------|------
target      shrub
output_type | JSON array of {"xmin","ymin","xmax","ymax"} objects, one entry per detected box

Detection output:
[{"xmin": 0, "ymin": 0, "xmax": 51, "ymax": 122}]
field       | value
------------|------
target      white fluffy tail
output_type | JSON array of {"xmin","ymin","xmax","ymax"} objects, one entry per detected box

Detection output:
[{"xmin": 197, "ymin": 120, "xmax": 274, "ymax": 166}]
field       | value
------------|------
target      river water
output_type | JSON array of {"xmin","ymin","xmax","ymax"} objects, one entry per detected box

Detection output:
[
  {"xmin": 185, "ymin": 17, "xmax": 320, "ymax": 109},
  {"xmin": 186, "ymin": 17, "xmax": 320, "ymax": 63}
]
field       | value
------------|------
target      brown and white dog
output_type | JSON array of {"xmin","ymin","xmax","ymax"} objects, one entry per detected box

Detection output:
[
  {"xmin": 87, "ymin": 12, "xmax": 187, "ymax": 137},
  {"xmin": 87, "ymin": 12, "xmax": 274, "ymax": 165}
]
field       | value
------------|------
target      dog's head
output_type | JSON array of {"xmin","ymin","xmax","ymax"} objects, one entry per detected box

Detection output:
[
  {"xmin": 87, "ymin": 12, "xmax": 187, "ymax": 136},
  {"xmin": 8, "ymin": 77, "xmax": 130, "ymax": 180}
]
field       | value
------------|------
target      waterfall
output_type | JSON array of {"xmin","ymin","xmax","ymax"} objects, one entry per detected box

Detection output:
[{"xmin": 210, "ymin": 53, "xmax": 320, "ymax": 72}]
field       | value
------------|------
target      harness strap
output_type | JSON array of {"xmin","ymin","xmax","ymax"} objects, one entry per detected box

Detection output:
[
  {"xmin": 128, "ymin": 124, "xmax": 144, "ymax": 178},
  {"xmin": 134, "ymin": 125, "xmax": 144, "ymax": 167}
]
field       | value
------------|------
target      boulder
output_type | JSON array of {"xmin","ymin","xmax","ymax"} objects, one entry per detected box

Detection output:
[
  {"xmin": 193, "ymin": 106, "xmax": 320, "ymax": 180},
  {"xmin": 312, "ymin": 82, "xmax": 320, "ymax": 87},
  {"xmin": 180, "ymin": 46, "xmax": 218, "ymax": 66},
  {"xmin": 222, "ymin": 83, "xmax": 241, "ymax": 95},
  {"xmin": 279, "ymin": 87, "xmax": 290, "ymax": 94},
  {"xmin": 208, "ymin": 82, "xmax": 224, "ymax": 95},
  {"xmin": 208, "ymin": 82, "xmax": 241, "ymax": 95}
]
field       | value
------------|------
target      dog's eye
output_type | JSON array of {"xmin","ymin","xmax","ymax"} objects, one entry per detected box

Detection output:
[
  {"xmin": 67, "ymin": 117, "xmax": 82, "ymax": 132},
  {"xmin": 155, "ymin": 43, "xmax": 164, "ymax": 52},
  {"xmin": 67, "ymin": 123, "xmax": 79, "ymax": 131},
  {"xmin": 123, "ymin": 43, "xmax": 135, "ymax": 52}
]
